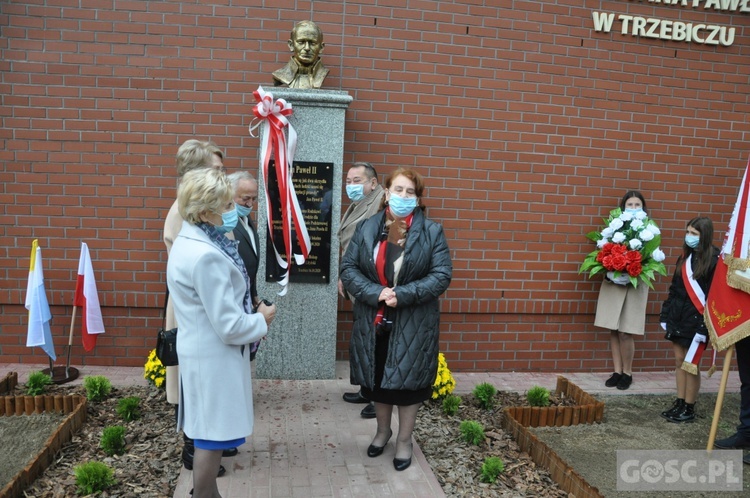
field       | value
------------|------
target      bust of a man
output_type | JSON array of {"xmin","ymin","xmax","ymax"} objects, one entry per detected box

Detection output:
[{"xmin": 272, "ymin": 20, "xmax": 329, "ymax": 90}]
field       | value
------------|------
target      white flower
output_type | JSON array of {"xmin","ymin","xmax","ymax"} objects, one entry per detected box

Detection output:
[
  {"xmin": 635, "ymin": 210, "xmax": 648, "ymax": 220},
  {"xmin": 630, "ymin": 219, "xmax": 644, "ymax": 231},
  {"xmin": 612, "ymin": 232, "xmax": 626, "ymax": 243},
  {"xmin": 619, "ymin": 211, "xmax": 634, "ymax": 222},
  {"xmin": 609, "ymin": 218, "xmax": 624, "ymax": 230},
  {"xmin": 652, "ymin": 248, "xmax": 666, "ymax": 262},
  {"xmin": 629, "ymin": 238, "xmax": 643, "ymax": 250},
  {"xmin": 597, "ymin": 238, "xmax": 609, "ymax": 248},
  {"xmin": 601, "ymin": 227, "xmax": 614, "ymax": 238},
  {"xmin": 646, "ymin": 223, "xmax": 661, "ymax": 235},
  {"xmin": 639, "ymin": 229, "xmax": 655, "ymax": 242}
]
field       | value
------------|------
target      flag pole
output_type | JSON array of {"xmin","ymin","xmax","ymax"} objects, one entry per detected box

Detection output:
[
  {"xmin": 65, "ymin": 305, "xmax": 78, "ymax": 378},
  {"xmin": 707, "ymin": 345, "xmax": 734, "ymax": 452}
]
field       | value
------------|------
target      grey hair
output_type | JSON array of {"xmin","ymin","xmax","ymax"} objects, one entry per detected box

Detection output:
[{"xmin": 227, "ymin": 170, "xmax": 257, "ymax": 190}]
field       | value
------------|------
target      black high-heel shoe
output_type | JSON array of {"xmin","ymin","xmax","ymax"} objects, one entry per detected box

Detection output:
[
  {"xmin": 367, "ymin": 429, "xmax": 393, "ymax": 457},
  {"xmin": 393, "ymin": 442, "xmax": 412, "ymax": 471}
]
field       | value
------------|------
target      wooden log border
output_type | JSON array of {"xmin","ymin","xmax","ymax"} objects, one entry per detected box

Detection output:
[
  {"xmin": 510, "ymin": 375, "xmax": 605, "ymax": 428},
  {"xmin": 500, "ymin": 375, "xmax": 606, "ymax": 498},
  {"xmin": 0, "ymin": 372, "xmax": 18, "ymax": 395},
  {"xmin": 0, "ymin": 378, "xmax": 88, "ymax": 498}
]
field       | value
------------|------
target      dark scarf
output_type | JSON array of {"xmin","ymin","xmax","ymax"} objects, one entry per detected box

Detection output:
[
  {"xmin": 198, "ymin": 223, "xmax": 252, "ymax": 314},
  {"xmin": 373, "ymin": 208, "xmax": 413, "ymax": 330}
]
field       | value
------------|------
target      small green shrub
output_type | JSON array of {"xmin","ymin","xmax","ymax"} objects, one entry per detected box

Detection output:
[
  {"xmin": 480, "ymin": 456, "xmax": 505, "ymax": 483},
  {"xmin": 459, "ymin": 420, "xmax": 485, "ymax": 445},
  {"xmin": 100, "ymin": 425, "xmax": 126, "ymax": 456},
  {"xmin": 527, "ymin": 385, "xmax": 551, "ymax": 407},
  {"xmin": 442, "ymin": 394, "xmax": 461, "ymax": 416},
  {"xmin": 473, "ymin": 382, "xmax": 497, "ymax": 410},
  {"xmin": 26, "ymin": 371, "xmax": 52, "ymax": 396},
  {"xmin": 74, "ymin": 461, "xmax": 116, "ymax": 495},
  {"xmin": 83, "ymin": 375, "xmax": 112, "ymax": 402},
  {"xmin": 116, "ymin": 396, "xmax": 141, "ymax": 421}
]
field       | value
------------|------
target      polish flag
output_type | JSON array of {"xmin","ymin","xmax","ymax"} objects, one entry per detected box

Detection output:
[{"xmin": 75, "ymin": 242, "xmax": 105, "ymax": 351}]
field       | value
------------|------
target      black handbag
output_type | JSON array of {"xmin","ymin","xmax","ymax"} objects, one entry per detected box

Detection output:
[{"xmin": 155, "ymin": 288, "xmax": 179, "ymax": 366}]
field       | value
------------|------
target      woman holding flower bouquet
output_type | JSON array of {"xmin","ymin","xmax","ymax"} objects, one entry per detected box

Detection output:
[
  {"xmin": 584, "ymin": 191, "xmax": 667, "ymax": 390},
  {"xmin": 659, "ymin": 217, "xmax": 719, "ymax": 423}
]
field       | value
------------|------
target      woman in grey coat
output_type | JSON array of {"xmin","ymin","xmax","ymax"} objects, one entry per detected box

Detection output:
[{"xmin": 341, "ymin": 167, "xmax": 452, "ymax": 472}]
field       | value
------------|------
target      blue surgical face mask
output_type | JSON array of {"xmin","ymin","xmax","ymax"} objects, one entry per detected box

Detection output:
[
  {"xmin": 346, "ymin": 184, "xmax": 365, "ymax": 202},
  {"xmin": 625, "ymin": 208, "xmax": 643, "ymax": 214},
  {"xmin": 388, "ymin": 192, "xmax": 418, "ymax": 217},
  {"xmin": 213, "ymin": 207, "xmax": 238, "ymax": 234},
  {"xmin": 235, "ymin": 203, "xmax": 252, "ymax": 218},
  {"xmin": 685, "ymin": 234, "xmax": 700, "ymax": 248}
]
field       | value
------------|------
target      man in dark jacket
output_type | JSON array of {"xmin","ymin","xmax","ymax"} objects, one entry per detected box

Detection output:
[{"xmin": 339, "ymin": 162, "xmax": 384, "ymax": 418}]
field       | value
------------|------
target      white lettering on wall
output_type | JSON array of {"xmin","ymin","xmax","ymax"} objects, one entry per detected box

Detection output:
[
  {"xmin": 641, "ymin": 0, "xmax": 750, "ymax": 12},
  {"xmin": 593, "ymin": 11, "xmax": 736, "ymax": 46}
]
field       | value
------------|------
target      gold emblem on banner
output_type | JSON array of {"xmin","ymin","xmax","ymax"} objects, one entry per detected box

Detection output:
[{"xmin": 710, "ymin": 300, "xmax": 742, "ymax": 328}]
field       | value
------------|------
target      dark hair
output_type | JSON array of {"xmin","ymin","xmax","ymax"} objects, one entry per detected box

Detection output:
[
  {"xmin": 619, "ymin": 190, "xmax": 648, "ymax": 213},
  {"xmin": 351, "ymin": 161, "xmax": 378, "ymax": 181},
  {"xmin": 379, "ymin": 167, "xmax": 426, "ymax": 211},
  {"xmin": 677, "ymin": 216, "xmax": 714, "ymax": 279}
]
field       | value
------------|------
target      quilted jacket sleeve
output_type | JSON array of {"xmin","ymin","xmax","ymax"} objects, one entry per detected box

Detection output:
[
  {"xmin": 340, "ymin": 217, "xmax": 384, "ymax": 308},
  {"xmin": 395, "ymin": 222, "xmax": 452, "ymax": 307}
]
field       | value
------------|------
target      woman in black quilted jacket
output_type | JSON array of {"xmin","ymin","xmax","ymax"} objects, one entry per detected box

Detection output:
[
  {"xmin": 341, "ymin": 167, "xmax": 452, "ymax": 472},
  {"xmin": 659, "ymin": 216, "xmax": 719, "ymax": 423}
]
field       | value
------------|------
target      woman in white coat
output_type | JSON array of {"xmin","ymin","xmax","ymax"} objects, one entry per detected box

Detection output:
[{"xmin": 167, "ymin": 168, "xmax": 276, "ymax": 498}]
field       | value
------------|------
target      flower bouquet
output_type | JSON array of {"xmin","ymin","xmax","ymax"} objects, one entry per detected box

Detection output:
[{"xmin": 580, "ymin": 208, "xmax": 667, "ymax": 289}]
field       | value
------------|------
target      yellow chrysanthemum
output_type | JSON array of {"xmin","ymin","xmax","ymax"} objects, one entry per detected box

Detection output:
[
  {"xmin": 432, "ymin": 352, "xmax": 456, "ymax": 400},
  {"xmin": 143, "ymin": 349, "xmax": 166, "ymax": 389}
]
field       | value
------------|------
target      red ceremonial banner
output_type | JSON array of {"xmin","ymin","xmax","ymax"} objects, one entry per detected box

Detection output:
[{"xmin": 705, "ymin": 157, "xmax": 750, "ymax": 351}]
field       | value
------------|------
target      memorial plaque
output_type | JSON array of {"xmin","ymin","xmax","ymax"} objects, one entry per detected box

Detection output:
[{"xmin": 265, "ymin": 160, "xmax": 333, "ymax": 284}]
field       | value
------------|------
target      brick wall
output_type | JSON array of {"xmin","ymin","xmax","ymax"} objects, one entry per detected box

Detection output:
[{"xmin": 2, "ymin": 1, "xmax": 749, "ymax": 372}]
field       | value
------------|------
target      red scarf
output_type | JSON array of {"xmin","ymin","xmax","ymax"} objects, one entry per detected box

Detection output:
[{"xmin": 373, "ymin": 209, "xmax": 413, "ymax": 328}]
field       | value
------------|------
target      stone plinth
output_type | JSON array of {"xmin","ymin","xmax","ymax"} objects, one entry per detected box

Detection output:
[{"xmin": 254, "ymin": 89, "xmax": 352, "ymax": 380}]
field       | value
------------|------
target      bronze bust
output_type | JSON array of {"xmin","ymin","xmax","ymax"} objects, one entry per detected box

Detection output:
[{"xmin": 272, "ymin": 20, "xmax": 329, "ymax": 89}]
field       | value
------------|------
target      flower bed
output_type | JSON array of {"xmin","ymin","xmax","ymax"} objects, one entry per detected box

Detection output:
[
  {"xmin": 0, "ymin": 373, "xmax": 87, "ymax": 498},
  {"xmin": 501, "ymin": 376, "xmax": 605, "ymax": 498}
]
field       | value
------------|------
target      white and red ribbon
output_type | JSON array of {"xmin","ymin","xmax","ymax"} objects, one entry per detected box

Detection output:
[
  {"xmin": 249, "ymin": 86, "xmax": 311, "ymax": 296},
  {"xmin": 682, "ymin": 333, "xmax": 707, "ymax": 374},
  {"xmin": 682, "ymin": 254, "xmax": 705, "ymax": 315},
  {"xmin": 680, "ymin": 254, "xmax": 714, "ymax": 373}
]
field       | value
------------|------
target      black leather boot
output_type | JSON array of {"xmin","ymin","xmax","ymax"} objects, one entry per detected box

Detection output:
[
  {"xmin": 660, "ymin": 398, "xmax": 685, "ymax": 420},
  {"xmin": 182, "ymin": 433, "xmax": 195, "ymax": 470},
  {"xmin": 667, "ymin": 402, "xmax": 696, "ymax": 423}
]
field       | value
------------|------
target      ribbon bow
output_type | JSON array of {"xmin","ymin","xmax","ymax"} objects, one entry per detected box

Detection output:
[{"xmin": 250, "ymin": 86, "xmax": 311, "ymax": 296}]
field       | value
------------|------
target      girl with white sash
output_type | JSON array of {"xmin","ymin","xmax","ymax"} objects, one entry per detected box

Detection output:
[{"xmin": 659, "ymin": 217, "xmax": 719, "ymax": 423}]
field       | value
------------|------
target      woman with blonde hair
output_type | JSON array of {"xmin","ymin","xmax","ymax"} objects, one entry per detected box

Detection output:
[
  {"xmin": 163, "ymin": 139, "xmax": 230, "ymax": 473},
  {"xmin": 168, "ymin": 168, "xmax": 275, "ymax": 497}
]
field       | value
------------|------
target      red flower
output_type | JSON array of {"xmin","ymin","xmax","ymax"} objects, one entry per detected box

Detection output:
[
  {"xmin": 611, "ymin": 254, "xmax": 628, "ymax": 271},
  {"xmin": 627, "ymin": 261, "xmax": 643, "ymax": 277},
  {"xmin": 625, "ymin": 251, "xmax": 642, "ymax": 264},
  {"xmin": 610, "ymin": 244, "xmax": 627, "ymax": 256}
]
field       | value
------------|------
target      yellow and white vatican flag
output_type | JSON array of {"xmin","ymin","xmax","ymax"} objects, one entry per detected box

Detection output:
[{"xmin": 24, "ymin": 239, "xmax": 57, "ymax": 360}]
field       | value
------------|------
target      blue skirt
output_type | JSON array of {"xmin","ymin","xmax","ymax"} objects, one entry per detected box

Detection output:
[{"xmin": 194, "ymin": 437, "xmax": 245, "ymax": 451}]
